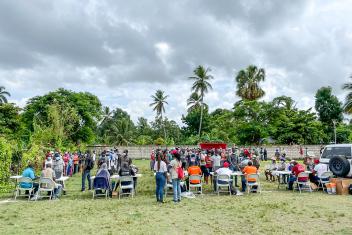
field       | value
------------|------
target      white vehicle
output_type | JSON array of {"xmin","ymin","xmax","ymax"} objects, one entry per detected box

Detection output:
[{"xmin": 320, "ymin": 144, "xmax": 352, "ymax": 178}]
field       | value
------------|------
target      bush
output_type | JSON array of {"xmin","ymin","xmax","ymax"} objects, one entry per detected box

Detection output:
[{"xmin": 0, "ymin": 137, "xmax": 13, "ymax": 192}]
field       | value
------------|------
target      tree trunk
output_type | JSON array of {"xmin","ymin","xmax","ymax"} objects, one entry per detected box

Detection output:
[
  {"xmin": 161, "ymin": 113, "xmax": 167, "ymax": 141},
  {"xmin": 198, "ymin": 97, "xmax": 204, "ymax": 137}
]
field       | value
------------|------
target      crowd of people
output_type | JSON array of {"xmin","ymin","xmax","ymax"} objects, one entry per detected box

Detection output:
[
  {"xmin": 17, "ymin": 145, "xmax": 330, "ymax": 201},
  {"xmin": 18, "ymin": 148, "xmax": 138, "ymax": 200},
  {"xmin": 151, "ymin": 146, "xmax": 330, "ymax": 203},
  {"xmin": 151, "ymin": 146, "xmax": 263, "ymax": 203}
]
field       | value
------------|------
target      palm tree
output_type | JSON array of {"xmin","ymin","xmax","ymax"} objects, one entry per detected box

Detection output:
[
  {"xmin": 235, "ymin": 65, "xmax": 266, "ymax": 100},
  {"xmin": 187, "ymin": 92, "xmax": 207, "ymax": 112},
  {"xmin": 150, "ymin": 90, "xmax": 169, "ymax": 140},
  {"xmin": 189, "ymin": 65, "xmax": 214, "ymax": 137},
  {"xmin": 342, "ymin": 74, "xmax": 352, "ymax": 113},
  {"xmin": 0, "ymin": 86, "xmax": 10, "ymax": 104},
  {"xmin": 98, "ymin": 106, "xmax": 113, "ymax": 126}
]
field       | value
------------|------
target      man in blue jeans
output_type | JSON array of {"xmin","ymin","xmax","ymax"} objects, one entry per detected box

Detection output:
[{"xmin": 81, "ymin": 151, "xmax": 93, "ymax": 192}]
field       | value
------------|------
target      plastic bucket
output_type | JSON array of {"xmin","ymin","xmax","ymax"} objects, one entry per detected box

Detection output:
[{"xmin": 326, "ymin": 183, "xmax": 332, "ymax": 194}]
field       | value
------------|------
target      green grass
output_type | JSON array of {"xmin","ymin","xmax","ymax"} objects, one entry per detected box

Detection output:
[{"xmin": 1, "ymin": 160, "xmax": 352, "ymax": 235}]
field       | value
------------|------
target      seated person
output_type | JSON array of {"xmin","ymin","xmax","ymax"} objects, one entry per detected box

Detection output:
[
  {"xmin": 241, "ymin": 161, "xmax": 258, "ymax": 192},
  {"xmin": 94, "ymin": 163, "xmax": 111, "ymax": 194},
  {"xmin": 118, "ymin": 162, "xmax": 135, "ymax": 193},
  {"xmin": 288, "ymin": 160, "xmax": 307, "ymax": 190},
  {"xmin": 214, "ymin": 162, "xmax": 233, "ymax": 192},
  {"xmin": 276, "ymin": 158, "xmax": 288, "ymax": 183},
  {"xmin": 187, "ymin": 162, "xmax": 202, "ymax": 191},
  {"xmin": 41, "ymin": 163, "xmax": 62, "ymax": 199},
  {"xmin": 265, "ymin": 158, "xmax": 277, "ymax": 181},
  {"xmin": 20, "ymin": 163, "xmax": 39, "ymax": 196},
  {"xmin": 312, "ymin": 159, "xmax": 329, "ymax": 186}
]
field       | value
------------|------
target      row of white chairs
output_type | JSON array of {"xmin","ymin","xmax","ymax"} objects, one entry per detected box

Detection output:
[
  {"xmin": 165, "ymin": 173, "xmax": 261, "ymax": 196},
  {"xmin": 15, "ymin": 177, "xmax": 57, "ymax": 201}
]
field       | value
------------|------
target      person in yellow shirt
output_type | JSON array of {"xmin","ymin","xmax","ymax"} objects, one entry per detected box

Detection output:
[{"xmin": 241, "ymin": 161, "xmax": 258, "ymax": 192}]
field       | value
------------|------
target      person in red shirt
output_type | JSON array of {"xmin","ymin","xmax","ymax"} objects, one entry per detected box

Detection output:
[
  {"xmin": 288, "ymin": 161, "xmax": 307, "ymax": 190},
  {"xmin": 204, "ymin": 152, "xmax": 213, "ymax": 184}
]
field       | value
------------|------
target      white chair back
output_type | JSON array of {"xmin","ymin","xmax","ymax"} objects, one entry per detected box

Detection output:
[
  {"xmin": 18, "ymin": 177, "xmax": 33, "ymax": 188},
  {"xmin": 39, "ymin": 178, "xmax": 55, "ymax": 189},
  {"xmin": 189, "ymin": 175, "xmax": 202, "ymax": 183}
]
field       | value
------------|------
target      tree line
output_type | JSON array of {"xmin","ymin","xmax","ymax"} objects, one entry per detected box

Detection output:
[{"xmin": 1, "ymin": 67, "xmax": 352, "ymax": 189}]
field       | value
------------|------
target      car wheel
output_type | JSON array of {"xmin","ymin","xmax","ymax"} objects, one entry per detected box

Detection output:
[{"xmin": 329, "ymin": 156, "xmax": 350, "ymax": 177}]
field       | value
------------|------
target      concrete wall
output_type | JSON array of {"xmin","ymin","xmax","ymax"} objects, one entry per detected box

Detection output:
[{"xmin": 88, "ymin": 145, "xmax": 323, "ymax": 160}]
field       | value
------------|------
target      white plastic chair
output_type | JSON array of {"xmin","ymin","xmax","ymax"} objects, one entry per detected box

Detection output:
[
  {"xmin": 216, "ymin": 174, "xmax": 231, "ymax": 195},
  {"xmin": 246, "ymin": 174, "xmax": 261, "ymax": 194},
  {"xmin": 294, "ymin": 172, "xmax": 312, "ymax": 193},
  {"xmin": 15, "ymin": 177, "xmax": 34, "ymax": 201},
  {"xmin": 119, "ymin": 176, "xmax": 134, "ymax": 199},
  {"xmin": 188, "ymin": 175, "xmax": 202, "ymax": 194},
  {"xmin": 37, "ymin": 178, "xmax": 55, "ymax": 200},
  {"xmin": 318, "ymin": 171, "xmax": 333, "ymax": 192}
]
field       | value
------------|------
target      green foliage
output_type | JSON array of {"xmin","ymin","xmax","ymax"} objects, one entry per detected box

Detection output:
[
  {"xmin": 154, "ymin": 137, "xmax": 165, "ymax": 145},
  {"xmin": 0, "ymin": 137, "xmax": 12, "ymax": 192},
  {"xmin": 0, "ymin": 103, "xmax": 23, "ymax": 139},
  {"xmin": 98, "ymin": 108, "xmax": 136, "ymax": 145},
  {"xmin": 235, "ymin": 65, "xmax": 265, "ymax": 100},
  {"xmin": 136, "ymin": 135, "xmax": 153, "ymax": 145},
  {"xmin": 315, "ymin": 86, "xmax": 343, "ymax": 140},
  {"xmin": 182, "ymin": 107, "xmax": 210, "ymax": 136},
  {"xmin": 22, "ymin": 88, "xmax": 102, "ymax": 144}
]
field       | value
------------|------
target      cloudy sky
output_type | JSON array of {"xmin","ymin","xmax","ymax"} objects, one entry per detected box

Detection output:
[{"xmin": 1, "ymin": 0, "xmax": 351, "ymax": 124}]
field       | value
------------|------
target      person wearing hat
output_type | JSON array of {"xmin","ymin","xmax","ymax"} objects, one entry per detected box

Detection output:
[
  {"xmin": 265, "ymin": 158, "xmax": 278, "ymax": 181},
  {"xmin": 312, "ymin": 159, "xmax": 329, "ymax": 186},
  {"xmin": 287, "ymin": 160, "xmax": 307, "ymax": 190},
  {"xmin": 214, "ymin": 162, "xmax": 234, "ymax": 193}
]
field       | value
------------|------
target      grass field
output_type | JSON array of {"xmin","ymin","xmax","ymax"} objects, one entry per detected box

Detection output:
[{"xmin": 0, "ymin": 160, "xmax": 352, "ymax": 235}]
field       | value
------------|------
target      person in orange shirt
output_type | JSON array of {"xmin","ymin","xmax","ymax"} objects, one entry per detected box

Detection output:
[
  {"xmin": 187, "ymin": 162, "xmax": 202, "ymax": 185},
  {"xmin": 241, "ymin": 161, "xmax": 258, "ymax": 192}
]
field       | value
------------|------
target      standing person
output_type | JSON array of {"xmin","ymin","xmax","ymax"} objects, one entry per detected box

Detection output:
[
  {"xmin": 170, "ymin": 152, "xmax": 182, "ymax": 203},
  {"xmin": 204, "ymin": 152, "xmax": 212, "ymax": 184},
  {"xmin": 212, "ymin": 150, "xmax": 221, "ymax": 172},
  {"xmin": 263, "ymin": 148, "xmax": 268, "ymax": 161},
  {"xmin": 81, "ymin": 151, "xmax": 94, "ymax": 192},
  {"xmin": 154, "ymin": 152, "xmax": 167, "ymax": 203},
  {"xmin": 73, "ymin": 152, "xmax": 79, "ymax": 174},
  {"xmin": 150, "ymin": 150, "xmax": 156, "ymax": 171},
  {"xmin": 52, "ymin": 153, "xmax": 64, "ymax": 179}
]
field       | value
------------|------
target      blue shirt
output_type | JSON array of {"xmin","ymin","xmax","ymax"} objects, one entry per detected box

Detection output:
[{"xmin": 20, "ymin": 167, "xmax": 35, "ymax": 188}]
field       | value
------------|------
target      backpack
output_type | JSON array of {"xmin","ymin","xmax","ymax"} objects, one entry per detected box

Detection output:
[
  {"xmin": 86, "ymin": 157, "xmax": 94, "ymax": 170},
  {"xmin": 177, "ymin": 165, "xmax": 184, "ymax": 179}
]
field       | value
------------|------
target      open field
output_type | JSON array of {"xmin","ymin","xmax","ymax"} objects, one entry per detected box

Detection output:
[{"xmin": 1, "ymin": 160, "xmax": 352, "ymax": 235}]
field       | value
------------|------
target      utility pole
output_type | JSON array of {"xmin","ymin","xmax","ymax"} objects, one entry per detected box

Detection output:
[{"xmin": 332, "ymin": 120, "xmax": 337, "ymax": 144}]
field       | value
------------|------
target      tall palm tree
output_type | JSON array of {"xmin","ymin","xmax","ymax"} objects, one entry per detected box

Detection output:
[
  {"xmin": 189, "ymin": 65, "xmax": 213, "ymax": 137},
  {"xmin": 187, "ymin": 92, "xmax": 209, "ymax": 112},
  {"xmin": 150, "ymin": 90, "xmax": 169, "ymax": 140},
  {"xmin": 98, "ymin": 106, "xmax": 113, "ymax": 126},
  {"xmin": 235, "ymin": 65, "xmax": 265, "ymax": 100},
  {"xmin": 0, "ymin": 86, "xmax": 10, "ymax": 104},
  {"xmin": 342, "ymin": 74, "xmax": 352, "ymax": 113}
]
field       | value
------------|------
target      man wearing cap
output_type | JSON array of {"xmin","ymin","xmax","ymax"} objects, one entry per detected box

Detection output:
[
  {"xmin": 312, "ymin": 159, "xmax": 329, "ymax": 186},
  {"xmin": 214, "ymin": 162, "xmax": 233, "ymax": 192},
  {"xmin": 288, "ymin": 160, "xmax": 306, "ymax": 190}
]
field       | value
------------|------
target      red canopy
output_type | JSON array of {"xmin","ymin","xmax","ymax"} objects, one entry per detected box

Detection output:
[{"xmin": 199, "ymin": 143, "xmax": 227, "ymax": 150}]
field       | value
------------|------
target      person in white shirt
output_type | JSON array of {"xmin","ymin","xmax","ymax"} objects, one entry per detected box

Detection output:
[
  {"xmin": 154, "ymin": 152, "xmax": 168, "ymax": 203},
  {"xmin": 214, "ymin": 162, "xmax": 233, "ymax": 192},
  {"xmin": 312, "ymin": 159, "xmax": 329, "ymax": 185},
  {"xmin": 212, "ymin": 151, "xmax": 221, "ymax": 172},
  {"xmin": 265, "ymin": 158, "xmax": 278, "ymax": 181}
]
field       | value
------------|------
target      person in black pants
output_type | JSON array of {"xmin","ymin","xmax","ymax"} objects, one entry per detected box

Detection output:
[{"xmin": 81, "ymin": 151, "xmax": 93, "ymax": 192}]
